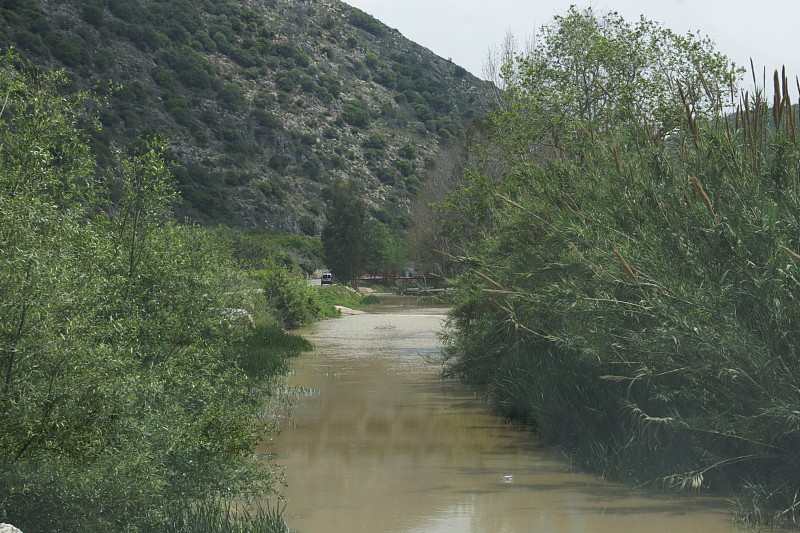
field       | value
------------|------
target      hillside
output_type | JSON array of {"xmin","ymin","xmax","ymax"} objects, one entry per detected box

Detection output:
[{"xmin": 0, "ymin": 0, "xmax": 492, "ymax": 232}]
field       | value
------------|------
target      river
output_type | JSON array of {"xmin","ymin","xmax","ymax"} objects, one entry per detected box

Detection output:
[{"xmin": 265, "ymin": 296, "xmax": 742, "ymax": 532}]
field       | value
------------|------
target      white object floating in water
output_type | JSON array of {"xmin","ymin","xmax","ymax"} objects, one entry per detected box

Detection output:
[{"xmin": 500, "ymin": 475, "xmax": 514, "ymax": 484}]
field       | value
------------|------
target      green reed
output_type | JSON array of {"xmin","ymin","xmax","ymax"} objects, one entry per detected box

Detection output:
[{"xmin": 441, "ymin": 47, "xmax": 800, "ymax": 528}]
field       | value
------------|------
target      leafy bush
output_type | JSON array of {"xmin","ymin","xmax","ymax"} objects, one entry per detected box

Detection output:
[
  {"xmin": 81, "ymin": 4, "xmax": 104, "ymax": 27},
  {"xmin": 160, "ymin": 45, "xmax": 217, "ymax": 90},
  {"xmin": 398, "ymin": 143, "xmax": 416, "ymax": 159},
  {"xmin": 252, "ymin": 108, "xmax": 282, "ymax": 129},
  {"xmin": 362, "ymin": 132, "xmax": 387, "ymax": 149},
  {"xmin": 394, "ymin": 159, "xmax": 414, "ymax": 177},
  {"xmin": 268, "ymin": 154, "xmax": 289, "ymax": 171},
  {"xmin": 341, "ymin": 99, "xmax": 371, "ymax": 128},
  {"xmin": 253, "ymin": 263, "xmax": 322, "ymax": 328},
  {"xmin": 298, "ymin": 214, "xmax": 317, "ymax": 236},
  {"xmin": 218, "ymin": 81, "xmax": 246, "ymax": 110},
  {"xmin": 348, "ymin": 8, "xmax": 383, "ymax": 36}
]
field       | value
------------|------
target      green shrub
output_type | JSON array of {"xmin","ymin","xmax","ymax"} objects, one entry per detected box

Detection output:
[
  {"xmin": 374, "ymin": 166, "xmax": 396, "ymax": 184},
  {"xmin": 253, "ymin": 263, "xmax": 323, "ymax": 328},
  {"xmin": 252, "ymin": 109, "xmax": 282, "ymax": 129},
  {"xmin": 93, "ymin": 48, "xmax": 115, "ymax": 72},
  {"xmin": 341, "ymin": 99, "xmax": 371, "ymax": 128},
  {"xmin": 0, "ymin": 56, "xmax": 283, "ymax": 531},
  {"xmin": 361, "ymin": 132, "xmax": 387, "ymax": 149},
  {"xmin": 394, "ymin": 159, "xmax": 414, "ymax": 176},
  {"xmin": 81, "ymin": 4, "xmax": 104, "ymax": 27},
  {"xmin": 258, "ymin": 179, "xmax": 285, "ymax": 200},
  {"xmin": 13, "ymin": 30, "xmax": 50, "ymax": 58},
  {"xmin": 298, "ymin": 215, "xmax": 317, "ymax": 236},
  {"xmin": 268, "ymin": 154, "xmax": 289, "ymax": 171},
  {"xmin": 218, "ymin": 82, "xmax": 245, "ymax": 110},
  {"xmin": 348, "ymin": 8, "xmax": 383, "ymax": 36},
  {"xmin": 150, "ymin": 65, "xmax": 175, "ymax": 90},
  {"xmin": 160, "ymin": 45, "xmax": 217, "ymax": 90},
  {"xmin": 404, "ymin": 174, "xmax": 420, "ymax": 193}
]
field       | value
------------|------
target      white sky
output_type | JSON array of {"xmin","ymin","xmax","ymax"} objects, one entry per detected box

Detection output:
[{"xmin": 343, "ymin": 0, "xmax": 800, "ymax": 88}]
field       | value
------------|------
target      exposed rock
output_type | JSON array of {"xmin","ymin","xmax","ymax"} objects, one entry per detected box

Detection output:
[
  {"xmin": 0, "ymin": 524, "xmax": 23, "ymax": 533},
  {"xmin": 334, "ymin": 305, "xmax": 363, "ymax": 315}
]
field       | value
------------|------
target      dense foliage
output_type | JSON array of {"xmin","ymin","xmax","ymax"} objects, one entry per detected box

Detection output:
[
  {"xmin": 321, "ymin": 178, "xmax": 402, "ymax": 283},
  {"xmin": 438, "ymin": 7, "xmax": 800, "ymax": 526},
  {"xmin": 0, "ymin": 54, "xmax": 293, "ymax": 532}
]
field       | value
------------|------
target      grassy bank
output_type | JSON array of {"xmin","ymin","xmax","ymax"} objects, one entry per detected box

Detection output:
[
  {"xmin": 316, "ymin": 284, "xmax": 380, "ymax": 315},
  {"xmin": 165, "ymin": 499, "xmax": 288, "ymax": 533}
]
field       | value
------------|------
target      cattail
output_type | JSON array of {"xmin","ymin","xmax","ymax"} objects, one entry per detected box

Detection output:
[
  {"xmin": 773, "ymin": 69, "xmax": 781, "ymax": 129},
  {"xmin": 614, "ymin": 249, "xmax": 636, "ymax": 281},
  {"xmin": 744, "ymin": 91, "xmax": 751, "ymax": 132},
  {"xmin": 782, "ymin": 66, "xmax": 789, "ymax": 114},
  {"xmin": 678, "ymin": 83, "xmax": 697, "ymax": 139},
  {"xmin": 697, "ymin": 66, "xmax": 713, "ymax": 101},
  {"xmin": 735, "ymin": 104, "xmax": 741, "ymax": 130},
  {"xmin": 691, "ymin": 175, "xmax": 716, "ymax": 219}
]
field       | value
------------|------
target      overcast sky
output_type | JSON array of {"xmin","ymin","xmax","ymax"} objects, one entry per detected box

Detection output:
[{"xmin": 343, "ymin": 0, "xmax": 800, "ymax": 88}]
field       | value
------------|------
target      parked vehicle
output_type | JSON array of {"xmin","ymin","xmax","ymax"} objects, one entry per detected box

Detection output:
[{"xmin": 321, "ymin": 272, "xmax": 333, "ymax": 285}]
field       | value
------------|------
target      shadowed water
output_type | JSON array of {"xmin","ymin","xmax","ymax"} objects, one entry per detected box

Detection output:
[{"xmin": 265, "ymin": 297, "xmax": 742, "ymax": 532}]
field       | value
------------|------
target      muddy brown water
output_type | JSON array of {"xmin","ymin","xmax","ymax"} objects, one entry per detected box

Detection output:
[{"xmin": 266, "ymin": 296, "xmax": 742, "ymax": 532}]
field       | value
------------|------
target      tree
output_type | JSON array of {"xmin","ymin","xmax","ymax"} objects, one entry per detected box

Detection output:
[
  {"xmin": 0, "ymin": 53, "xmax": 281, "ymax": 532},
  {"xmin": 494, "ymin": 6, "xmax": 739, "ymax": 160},
  {"xmin": 321, "ymin": 178, "xmax": 388, "ymax": 282}
]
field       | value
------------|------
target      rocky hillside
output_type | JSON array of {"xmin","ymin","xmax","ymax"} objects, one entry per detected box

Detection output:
[{"xmin": 0, "ymin": 0, "xmax": 492, "ymax": 233}]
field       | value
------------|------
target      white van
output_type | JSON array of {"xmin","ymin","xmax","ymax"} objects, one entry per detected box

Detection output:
[{"xmin": 321, "ymin": 272, "xmax": 333, "ymax": 285}]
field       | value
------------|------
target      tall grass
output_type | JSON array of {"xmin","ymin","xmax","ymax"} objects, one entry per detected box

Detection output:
[
  {"xmin": 237, "ymin": 323, "xmax": 314, "ymax": 379},
  {"xmin": 440, "ymin": 17, "xmax": 800, "ymax": 526},
  {"xmin": 164, "ymin": 498, "xmax": 288, "ymax": 533}
]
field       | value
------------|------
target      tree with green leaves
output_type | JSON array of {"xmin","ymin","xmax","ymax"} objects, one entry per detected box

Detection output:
[
  {"xmin": 0, "ymin": 52, "xmax": 287, "ymax": 532},
  {"xmin": 321, "ymin": 178, "xmax": 391, "ymax": 282}
]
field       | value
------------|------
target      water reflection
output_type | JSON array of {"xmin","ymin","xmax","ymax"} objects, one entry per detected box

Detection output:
[{"xmin": 266, "ymin": 301, "xmax": 741, "ymax": 533}]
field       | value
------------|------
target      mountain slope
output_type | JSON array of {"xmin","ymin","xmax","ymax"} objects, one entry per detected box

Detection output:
[{"xmin": 0, "ymin": 0, "xmax": 492, "ymax": 232}]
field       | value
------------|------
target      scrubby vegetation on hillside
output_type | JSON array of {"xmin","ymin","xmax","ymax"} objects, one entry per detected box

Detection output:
[{"xmin": 0, "ymin": 0, "xmax": 490, "ymax": 232}]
